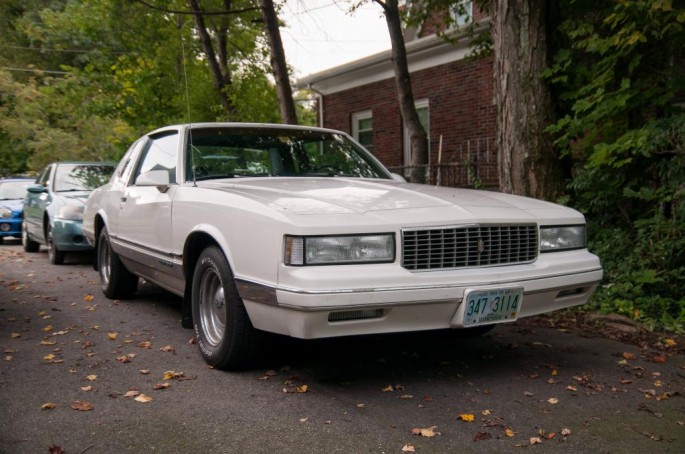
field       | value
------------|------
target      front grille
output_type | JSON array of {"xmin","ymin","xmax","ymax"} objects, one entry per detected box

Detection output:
[{"xmin": 402, "ymin": 224, "xmax": 538, "ymax": 270}]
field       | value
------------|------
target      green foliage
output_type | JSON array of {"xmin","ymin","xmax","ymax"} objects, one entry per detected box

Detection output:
[
  {"xmin": 0, "ymin": 0, "xmax": 288, "ymax": 174},
  {"xmin": 546, "ymin": 0, "xmax": 685, "ymax": 330}
]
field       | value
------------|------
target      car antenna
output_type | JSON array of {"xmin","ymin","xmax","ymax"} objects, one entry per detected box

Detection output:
[{"xmin": 181, "ymin": 36, "xmax": 197, "ymax": 187}]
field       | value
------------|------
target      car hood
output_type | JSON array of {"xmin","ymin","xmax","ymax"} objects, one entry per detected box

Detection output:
[
  {"xmin": 0, "ymin": 199, "xmax": 24, "ymax": 213},
  {"xmin": 204, "ymin": 178, "xmax": 583, "ymax": 223}
]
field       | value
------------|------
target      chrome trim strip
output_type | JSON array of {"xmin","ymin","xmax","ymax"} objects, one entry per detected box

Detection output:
[{"xmin": 235, "ymin": 278, "xmax": 279, "ymax": 306}]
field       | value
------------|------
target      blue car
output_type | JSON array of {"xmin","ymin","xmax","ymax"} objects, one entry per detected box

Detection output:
[
  {"xmin": 22, "ymin": 162, "xmax": 115, "ymax": 264},
  {"xmin": 0, "ymin": 178, "xmax": 34, "ymax": 244}
]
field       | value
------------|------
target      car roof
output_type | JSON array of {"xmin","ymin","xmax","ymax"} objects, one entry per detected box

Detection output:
[
  {"xmin": 0, "ymin": 177, "xmax": 34, "ymax": 182},
  {"xmin": 147, "ymin": 122, "xmax": 346, "ymax": 136}
]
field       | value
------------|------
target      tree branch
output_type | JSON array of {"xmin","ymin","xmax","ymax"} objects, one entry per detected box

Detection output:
[{"xmin": 131, "ymin": 0, "xmax": 259, "ymax": 16}]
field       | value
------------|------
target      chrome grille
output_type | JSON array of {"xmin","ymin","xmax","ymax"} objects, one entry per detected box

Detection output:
[{"xmin": 402, "ymin": 224, "xmax": 538, "ymax": 270}]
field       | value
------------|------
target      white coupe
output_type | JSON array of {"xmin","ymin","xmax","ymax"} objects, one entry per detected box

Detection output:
[{"xmin": 83, "ymin": 123, "xmax": 603, "ymax": 370}]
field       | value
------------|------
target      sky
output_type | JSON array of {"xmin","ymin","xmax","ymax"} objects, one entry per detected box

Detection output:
[{"xmin": 280, "ymin": 1, "xmax": 391, "ymax": 77}]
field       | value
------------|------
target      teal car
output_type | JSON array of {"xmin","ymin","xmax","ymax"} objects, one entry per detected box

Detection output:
[
  {"xmin": 22, "ymin": 161, "xmax": 115, "ymax": 264},
  {"xmin": 0, "ymin": 177, "xmax": 34, "ymax": 244}
]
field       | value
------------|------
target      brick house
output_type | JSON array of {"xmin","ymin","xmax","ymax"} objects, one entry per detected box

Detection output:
[{"xmin": 296, "ymin": 3, "xmax": 497, "ymax": 187}]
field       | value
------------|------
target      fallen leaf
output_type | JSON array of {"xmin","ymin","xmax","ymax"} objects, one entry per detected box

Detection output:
[
  {"xmin": 401, "ymin": 443, "xmax": 416, "ymax": 452},
  {"xmin": 529, "ymin": 437, "xmax": 542, "ymax": 445},
  {"xmin": 411, "ymin": 426, "xmax": 440, "ymax": 437},
  {"xmin": 457, "ymin": 413, "xmax": 475, "ymax": 422},
  {"xmin": 116, "ymin": 355, "xmax": 131, "ymax": 363},
  {"xmin": 473, "ymin": 431, "xmax": 492, "ymax": 441},
  {"xmin": 43, "ymin": 354, "xmax": 56, "ymax": 361},
  {"xmin": 561, "ymin": 428, "xmax": 572, "ymax": 436},
  {"xmin": 399, "ymin": 394, "xmax": 414, "ymax": 400},
  {"xmin": 81, "ymin": 386, "xmax": 93, "ymax": 392},
  {"xmin": 10, "ymin": 332, "xmax": 21, "ymax": 338},
  {"xmin": 482, "ymin": 409, "xmax": 492, "ymax": 416},
  {"xmin": 546, "ymin": 432, "xmax": 556, "ymax": 440},
  {"xmin": 84, "ymin": 294, "xmax": 94, "ymax": 302},
  {"xmin": 159, "ymin": 345, "xmax": 175, "ymax": 353},
  {"xmin": 41, "ymin": 403, "xmax": 56, "ymax": 410},
  {"xmin": 42, "ymin": 325, "xmax": 53, "ymax": 332},
  {"xmin": 523, "ymin": 391, "xmax": 534, "ymax": 397},
  {"xmin": 107, "ymin": 332, "xmax": 118, "ymax": 340},
  {"xmin": 622, "ymin": 352, "xmax": 637, "ymax": 360},
  {"xmin": 653, "ymin": 356, "xmax": 666, "ymax": 363},
  {"xmin": 48, "ymin": 446, "xmax": 65, "ymax": 454},
  {"xmin": 71, "ymin": 401, "xmax": 94, "ymax": 411},
  {"xmin": 382, "ymin": 385, "xmax": 394, "ymax": 392},
  {"xmin": 134, "ymin": 394, "xmax": 152, "ymax": 403},
  {"xmin": 663, "ymin": 338, "xmax": 677, "ymax": 348},
  {"xmin": 40, "ymin": 340, "xmax": 57, "ymax": 346},
  {"xmin": 86, "ymin": 375, "xmax": 97, "ymax": 381},
  {"xmin": 547, "ymin": 397, "xmax": 559, "ymax": 405},
  {"xmin": 163, "ymin": 370, "xmax": 184, "ymax": 380},
  {"xmin": 138, "ymin": 341, "xmax": 152, "ymax": 349},
  {"xmin": 139, "ymin": 369, "xmax": 151, "ymax": 375},
  {"xmin": 566, "ymin": 386, "xmax": 578, "ymax": 392},
  {"xmin": 153, "ymin": 382, "xmax": 170, "ymax": 390},
  {"xmin": 297, "ymin": 384, "xmax": 309, "ymax": 393},
  {"xmin": 505, "ymin": 428, "xmax": 515, "ymax": 437},
  {"xmin": 124, "ymin": 390, "xmax": 140, "ymax": 398}
]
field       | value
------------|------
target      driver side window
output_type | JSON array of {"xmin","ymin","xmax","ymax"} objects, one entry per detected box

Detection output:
[{"xmin": 133, "ymin": 131, "xmax": 179, "ymax": 185}]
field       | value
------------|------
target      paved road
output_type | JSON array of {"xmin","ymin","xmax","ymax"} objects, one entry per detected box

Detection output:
[{"xmin": 1, "ymin": 242, "xmax": 683, "ymax": 453}]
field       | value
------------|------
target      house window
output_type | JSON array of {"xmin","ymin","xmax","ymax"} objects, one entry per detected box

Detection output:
[
  {"xmin": 352, "ymin": 110, "xmax": 373, "ymax": 152},
  {"xmin": 403, "ymin": 100, "xmax": 430, "ymax": 170},
  {"xmin": 451, "ymin": 0, "xmax": 473, "ymax": 27}
]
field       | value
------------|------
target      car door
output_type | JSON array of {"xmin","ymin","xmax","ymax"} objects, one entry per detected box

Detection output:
[
  {"xmin": 116, "ymin": 130, "xmax": 182, "ymax": 291},
  {"xmin": 23, "ymin": 164, "xmax": 53, "ymax": 243}
]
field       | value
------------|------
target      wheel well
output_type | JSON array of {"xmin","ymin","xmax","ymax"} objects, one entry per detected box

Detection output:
[
  {"xmin": 181, "ymin": 232, "xmax": 221, "ymax": 328},
  {"xmin": 92, "ymin": 215, "xmax": 105, "ymax": 271}
]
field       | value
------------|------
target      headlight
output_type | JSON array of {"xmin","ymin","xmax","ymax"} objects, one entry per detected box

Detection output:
[
  {"xmin": 0, "ymin": 208, "xmax": 11, "ymax": 219},
  {"xmin": 56, "ymin": 205, "xmax": 84, "ymax": 221},
  {"xmin": 284, "ymin": 234, "xmax": 395, "ymax": 265},
  {"xmin": 539, "ymin": 225, "xmax": 586, "ymax": 252}
]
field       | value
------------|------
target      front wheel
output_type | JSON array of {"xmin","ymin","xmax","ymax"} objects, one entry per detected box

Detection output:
[
  {"xmin": 98, "ymin": 227, "xmax": 138, "ymax": 299},
  {"xmin": 47, "ymin": 224, "xmax": 65, "ymax": 265},
  {"xmin": 22, "ymin": 220, "xmax": 40, "ymax": 253},
  {"xmin": 192, "ymin": 245, "xmax": 258, "ymax": 370}
]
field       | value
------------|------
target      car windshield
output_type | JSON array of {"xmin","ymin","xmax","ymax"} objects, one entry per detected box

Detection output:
[
  {"xmin": 186, "ymin": 127, "xmax": 391, "ymax": 181},
  {"xmin": 0, "ymin": 181, "xmax": 32, "ymax": 200},
  {"xmin": 54, "ymin": 164, "xmax": 115, "ymax": 192}
]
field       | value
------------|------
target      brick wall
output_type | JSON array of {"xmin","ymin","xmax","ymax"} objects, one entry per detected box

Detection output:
[{"xmin": 321, "ymin": 55, "xmax": 498, "ymax": 187}]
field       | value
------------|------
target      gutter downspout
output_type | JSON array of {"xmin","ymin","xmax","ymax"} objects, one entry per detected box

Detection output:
[{"xmin": 307, "ymin": 83, "xmax": 324, "ymax": 127}]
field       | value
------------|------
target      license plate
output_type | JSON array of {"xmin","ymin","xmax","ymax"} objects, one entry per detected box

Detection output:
[{"xmin": 461, "ymin": 287, "xmax": 523, "ymax": 327}]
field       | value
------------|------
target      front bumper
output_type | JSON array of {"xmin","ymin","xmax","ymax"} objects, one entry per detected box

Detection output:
[
  {"xmin": 236, "ymin": 250, "xmax": 603, "ymax": 339},
  {"xmin": 0, "ymin": 218, "xmax": 22, "ymax": 238},
  {"xmin": 52, "ymin": 219, "xmax": 92, "ymax": 252}
]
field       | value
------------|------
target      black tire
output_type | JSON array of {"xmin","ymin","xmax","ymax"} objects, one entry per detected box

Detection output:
[
  {"xmin": 98, "ymin": 227, "xmax": 138, "ymax": 299},
  {"xmin": 47, "ymin": 224, "xmax": 65, "ymax": 265},
  {"xmin": 22, "ymin": 220, "xmax": 40, "ymax": 252},
  {"xmin": 192, "ymin": 245, "xmax": 258, "ymax": 370}
]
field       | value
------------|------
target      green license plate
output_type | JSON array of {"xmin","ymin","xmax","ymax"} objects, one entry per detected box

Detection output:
[{"xmin": 462, "ymin": 287, "xmax": 523, "ymax": 327}]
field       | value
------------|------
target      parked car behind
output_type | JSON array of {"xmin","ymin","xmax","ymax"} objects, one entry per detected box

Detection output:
[
  {"xmin": 0, "ymin": 177, "xmax": 34, "ymax": 244},
  {"xmin": 83, "ymin": 123, "xmax": 603, "ymax": 370},
  {"xmin": 23, "ymin": 161, "xmax": 115, "ymax": 264}
]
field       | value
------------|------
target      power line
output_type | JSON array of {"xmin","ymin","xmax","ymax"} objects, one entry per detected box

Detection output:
[{"xmin": 0, "ymin": 66, "xmax": 70, "ymax": 75}]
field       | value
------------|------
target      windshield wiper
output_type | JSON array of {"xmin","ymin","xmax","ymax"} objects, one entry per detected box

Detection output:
[{"xmin": 195, "ymin": 173, "xmax": 271, "ymax": 181}]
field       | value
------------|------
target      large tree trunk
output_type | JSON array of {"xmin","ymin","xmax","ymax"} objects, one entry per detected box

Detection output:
[
  {"xmin": 491, "ymin": 0, "xmax": 563, "ymax": 200},
  {"xmin": 376, "ymin": 0, "xmax": 429, "ymax": 183},
  {"xmin": 188, "ymin": 0, "xmax": 235, "ymax": 119},
  {"xmin": 260, "ymin": 0, "xmax": 297, "ymax": 124}
]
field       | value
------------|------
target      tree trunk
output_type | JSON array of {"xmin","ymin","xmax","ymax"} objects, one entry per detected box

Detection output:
[
  {"xmin": 260, "ymin": 0, "xmax": 297, "ymax": 125},
  {"xmin": 187, "ymin": 0, "xmax": 235, "ymax": 119},
  {"xmin": 491, "ymin": 0, "xmax": 563, "ymax": 200},
  {"xmin": 376, "ymin": 0, "xmax": 429, "ymax": 183}
]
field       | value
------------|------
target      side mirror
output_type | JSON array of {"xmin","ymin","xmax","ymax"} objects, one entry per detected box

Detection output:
[
  {"xmin": 390, "ymin": 173, "xmax": 407, "ymax": 183},
  {"xmin": 26, "ymin": 184, "xmax": 47, "ymax": 194},
  {"xmin": 136, "ymin": 170, "xmax": 170, "ymax": 193}
]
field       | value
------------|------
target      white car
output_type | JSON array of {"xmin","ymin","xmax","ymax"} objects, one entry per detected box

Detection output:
[{"xmin": 83, "ymin": 123, "xmax": 603, "ymax": 370}]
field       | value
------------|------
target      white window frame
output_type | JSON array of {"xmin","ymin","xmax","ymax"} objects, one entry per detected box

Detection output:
[
  {"xmin": 352, "ymin": 110, "xmax": 373, "ymax": 152},
  {"xmin": 403, "ymin": 99, "xmax": 430, "ymax": 169}
]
